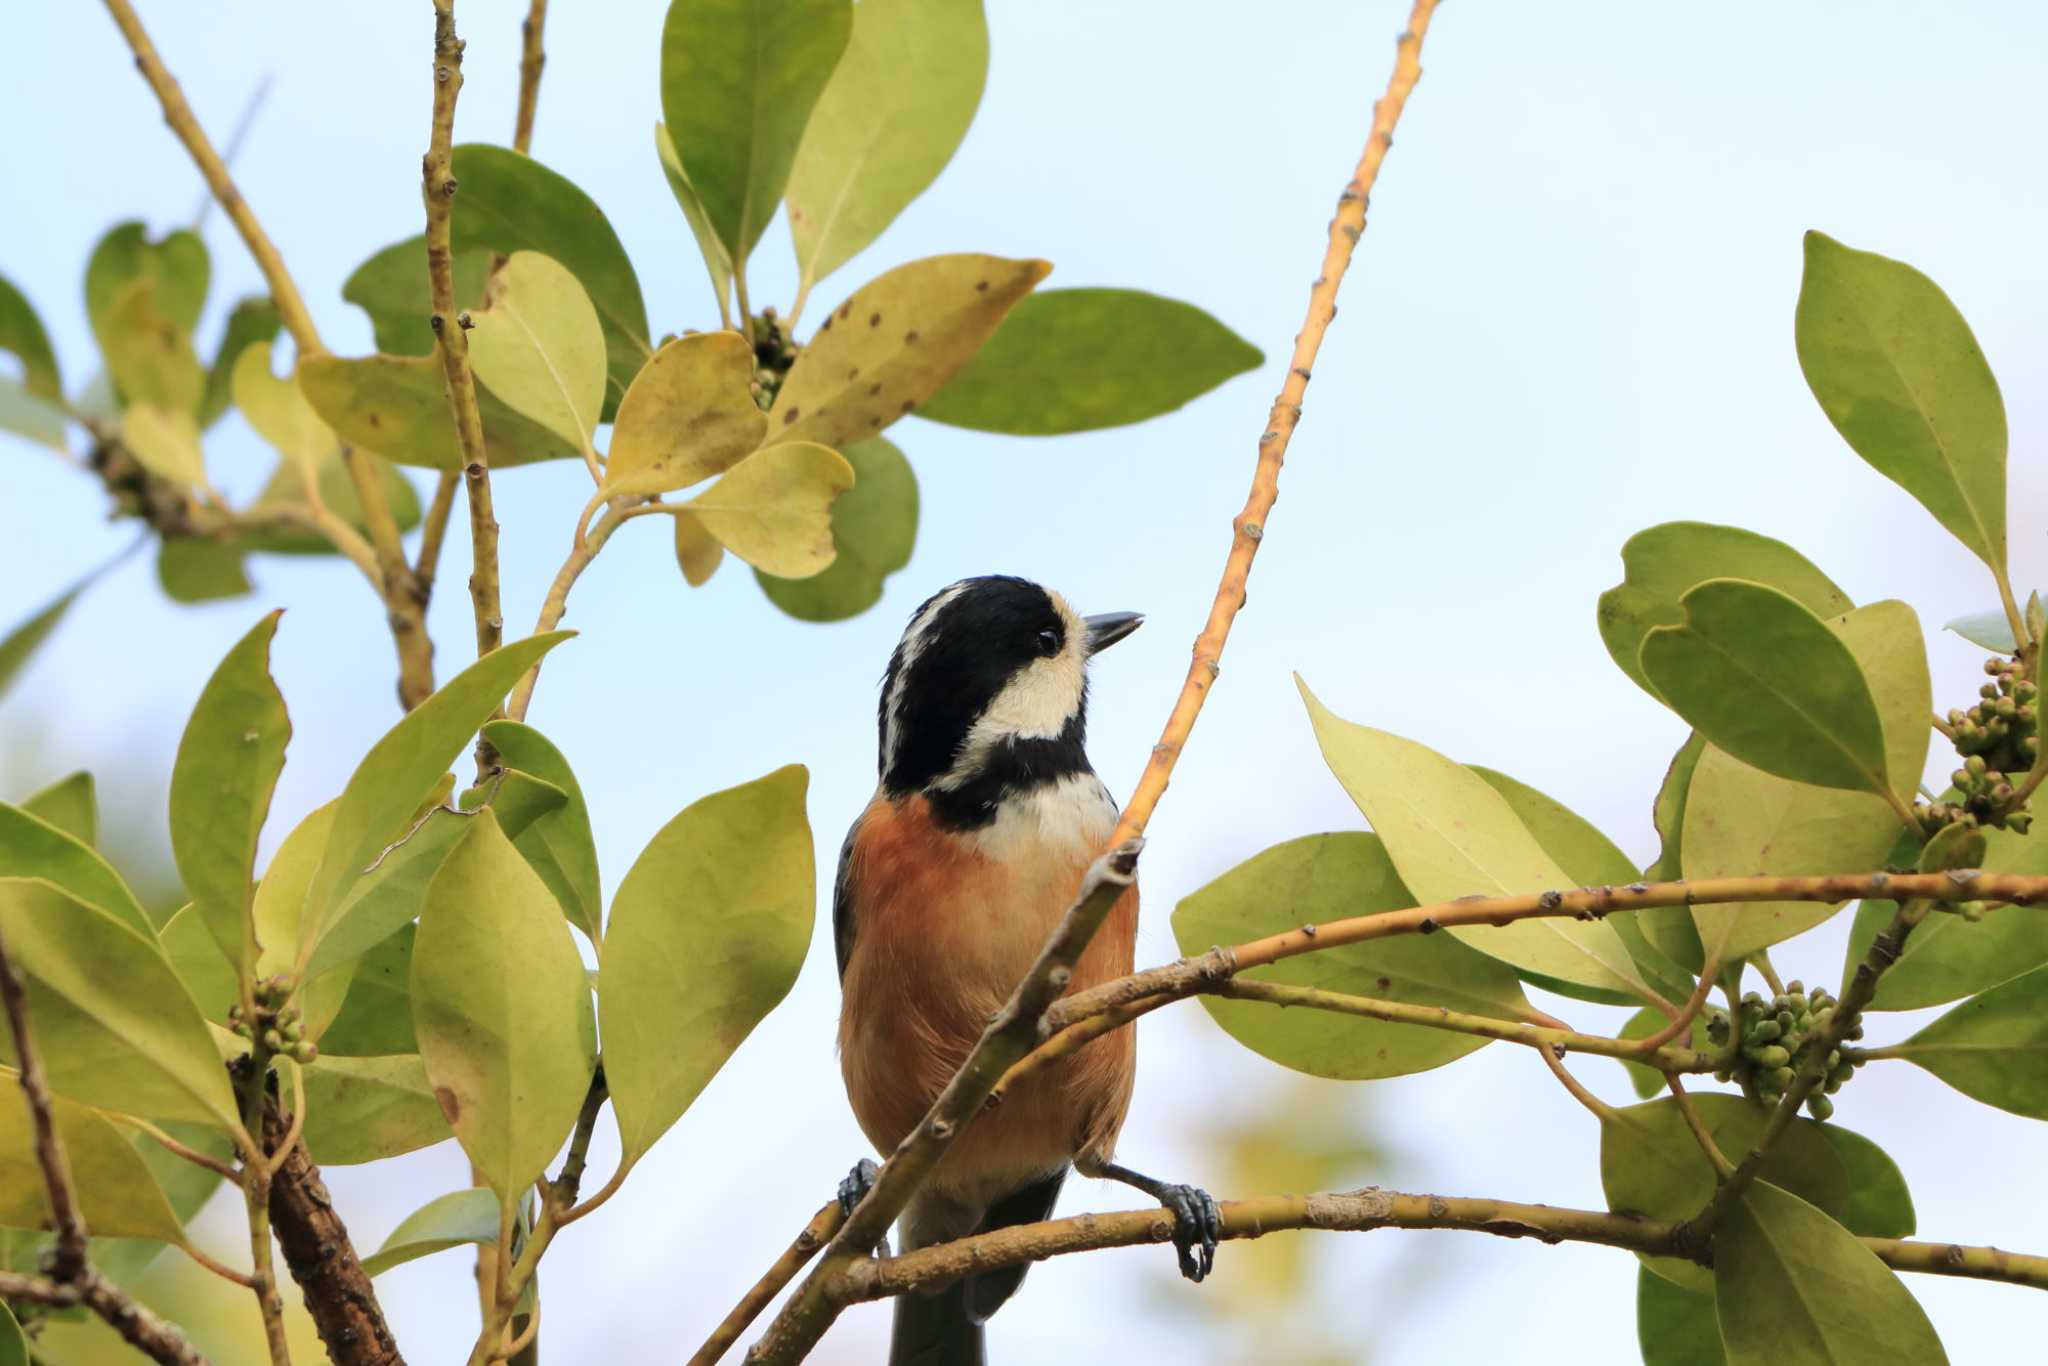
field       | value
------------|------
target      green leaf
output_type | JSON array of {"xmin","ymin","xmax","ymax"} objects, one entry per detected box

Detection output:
[
  {"xmin": 601, "ymin": 766, "xmax": 812, "ymax": 1168},
  {"xmin": 601, "ymin": 332, "xmax": 766, "ymax": 498},
  {"xmin": 241, "ymin": 442, "xmax": 422, "ymax": 556},
  {"xmin": 447, "ymin": 145, "xmax": 653, "ymax": 411},
  {"xmin": 1296, "ymin": 678, "xmax": 1648, "ymax": 997},
  {"xmin": 414, "ymin": 813, "xmax": 595, "ymax": 1201},
  {"xmin": 654, "ymin": 124, "xmax": 734, "ymax": 317},
  {"xmin": 169, "ymin": 612, "xmax": 290, "ymax": 983},
  {"xmin": 0, "ymin": 273, "xmax": 65, "ymax": 450},
  {"xmin": 755, "ymin": 434, "xmax": 916, "ymax": 622},
  {"xmin": 1942, "ymin": 608, "xmax": 2017, "ymax": 654},
  {"xmin": 320, "ymin": 923, "xmax": 418, "ymax": 1057},
  {"xmin": 199, "ymin": 294, "xmax": 281, "ymax": 428},
  {"xmin": 85, "ymin": 223, "xmax": 207, "ymax": 341},
  {"xmin": 0, "ymin": 272, "xmax": 61, "ymax": 403},
  {"xmin": 298, "ymin": 352, "xmax": 580, "ymax": 471},
  {"xmin": 0, "ymin": 803, "xmax": 151, "ymax": 936},
  {"xmin": 1816, "ymin": 1124, "xmax": 1915, "ymax": 1239},
  {"xmin": 0, "ymin": 879, "xmax": 239, "ymax": 1130},
  {"xmin": 159, "ymin": 904, "xmax": 236, "ymax": 1026},
  {"xmin": 917, "ymin": 289, "xmax": 1262, "ymax": 434},
  {"xmin": 1797, "ymin": 231, "xmax": 2005, "ymax": 574},
  {"xmin": 466, "ymin": 251, "xmax": 607, "ymax": 452},
  {"xmin": 478, "ymin": 722, "xmax": 602, "ymax": 947},
  {"xmin": 299, "ymin": 1052, "xmax": 452, "ymax": 1165},
  {"xmin": 1598, "ymin": 523, "xmax": 1852, "ymax": 702},
  {"xmin": 1614, "ymin": 1005, "xmax": 1711, "ymax": 1100},
  {"xmin": 299, "ymin": 631, "xmax": 570, "ymax": 960},
  {"xmin": 1469, "ymin": 765, "xmax": 1695, "ymax": 1005},
  {"xmin": 156, "ymin": 539, "xmax": 251, "ymax": 604},
  {"xmin": 341, "ymin": 238, "xmax": 491, "ymax": 357},
  {"xmin": 0, "ymin": 586, "xmax": 84, "ymax": 705},
  {"xmin": 1637, "ymin": 1269, "xmax": 1725, "ymax": 1366},
  {"xmin": 683, "ymin": 442, "xmax": 854, "ymax": 577},
  {"xmin": 1889, "ymin": 963, "xmax": 2048, "ymax": 1118},
  {"xmin": 1641, "ymin": 580, "xmax": 1890, "ymax": 796},
  {"xmin": 249, "ymin": 801, "xmax": 354, "ymax": 1043},
  {"xmin": 770, "ymin": 253, "xmax": 1051, "ymax": 449},
  {"xmin": 660, "ymin": 0, "xmax": 853, "ymax": 270},
  {"xmin": 0, "ymin": 1094, "xmax": 185, "ymax": 1242},
  {"xmin": 784, "ymin": 0, "xmax": 987, "ymax": 288},
  {"xmin": 361, "ymin": 1187, "xmax": 500, "ymax": 1277},
  {"xmin": 232, "ymin": 341, "xmax": 337, "ymax": 476},
  {"xmin": 1171, "ymin": 833, "xmax": 1528, "ymax": 1079},
  {"xmin": 119, "ymin": 402, "xmax": 206, "ymax": 487},
  {"xmin": 673, "ymin": 512, "xmax": 723, "ymax": 587},
  {"xmin": 1643, "ymin": 734, "xmax": 1709, "ymax": 975},
  {"xmin": 19, "ymin": 773, "xmax": 94, "ymax": 847},
  {"xmin": 0, "ymin": 1300, "xmax": 23, "ymax": 1366},
  {"xmin": 1714, "ymin": 1181, "xmax": 1946, "ymax": 1365},
  {"xmin": 101, "ymin": 280, "xmax": 205, "ymax": 416},
  {"xmin": 1681, "ymin": 744, "xmax": 1900, "ymax": 964},
  {"xmin": 1601, "ymin": 1094, "xmax": 1849, "ymax": 1293},
  {"xmin": 1848, "ymin": 818, "xmax": 2048, "ymax": 1010},
  {"xmin": 1829, "ymin": 601, "xmax": 1932, "ymax": 803}
]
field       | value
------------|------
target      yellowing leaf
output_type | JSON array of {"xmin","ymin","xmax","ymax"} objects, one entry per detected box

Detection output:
[
  {"xmin": 231, "ymin": 341, "xmax": 337, "ymax": 475},
  {"xmin": 467, "ymin": 251, "xmax": 607, "ymax": 452},
  {"xmin": 602, "ymin": 332, "xmax": 765, "ymax": 497},
  {"xmin": 300, "ymin": 1053, "xmax": 452, "ymax": 1165},
  {"xmin": 673, "ymin": 511, "xmax": 724, "ymax": 586},
  {"xmin": 770, "ymin": 253, "xmax": 1050, "ymax": 449},
  {"xmin": 785, "ymin": 0, "xmax": 989, "ymax": 289},
  {"xmin": 120, "ymin": 403, "xmax": 206, "ymax": 487},
  {"xmin": 0, "ymin": 1093, "xmax": 186, "ymax": 1242},
  {"xmin": 684, "ymin": 442, "xmax": 852, "ymax": 578},
  {"xmin": 100, "ymin": 277, "xmax": 204, "ymax": 416},
  {"xmin": 1296, "ymin": 678, "xmax": 1648, "ymax": 998},
  {"xmin": 755, "ymin": 434, "xmax": 916, "ymax": 623}
]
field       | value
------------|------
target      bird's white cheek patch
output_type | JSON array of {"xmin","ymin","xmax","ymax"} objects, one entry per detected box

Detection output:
[{"xmin": 977, "ymin": 647, "xmax": 1086, "ymax": 741}]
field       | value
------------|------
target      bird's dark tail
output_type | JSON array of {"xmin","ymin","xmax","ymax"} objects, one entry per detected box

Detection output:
[
  {"xmin": 889, "ymin": 1279, "xmax": 985, "ymax": 1366},
  {"xmin": 888, "ymin": 1172, "xmax": 1067, "ymax": 1365}
]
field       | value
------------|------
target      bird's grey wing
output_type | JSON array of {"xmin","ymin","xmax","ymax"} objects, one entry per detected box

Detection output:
[{"xmin": 833, "ymin": 812, "xmax": 863, "ymax": 981}]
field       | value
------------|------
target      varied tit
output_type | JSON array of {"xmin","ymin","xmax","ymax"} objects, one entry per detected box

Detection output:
[{"xmin": 834, "ymin": 575, "xmax": 1220, "ymax": 1366}]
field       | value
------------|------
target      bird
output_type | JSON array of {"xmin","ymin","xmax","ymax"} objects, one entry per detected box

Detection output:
[{"xmin": 834, "ymin": 574, "xmax": 1220, "ymax": 1366}]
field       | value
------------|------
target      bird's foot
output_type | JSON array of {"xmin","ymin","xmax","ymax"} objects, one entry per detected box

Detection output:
[
  {"xmin": 1088, "ymin": 1161, "xmax": 1221, "ymax": 1283},
  {"xmin": 836, "ymin": 1158, "xmax": 890, "ymax": 1257}
]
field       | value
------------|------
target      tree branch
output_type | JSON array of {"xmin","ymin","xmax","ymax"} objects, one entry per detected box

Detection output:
[
  {"xmin": 686, "ymin": 1202, "xmax": 842, "ymax": 1366},
  {"xmin": 1105, "ymin": 0, "xmax": 1438, "ymax": 850},
  {"xmin": 512, "ymin": 0, "xmax": 549, "ymax": 155},
  {"xmin": 821, "ymin": 1188, "xmax": 2048, "ymax": 1305},
  {"xmin": 264, "ymin": 1098, "xmax": 407, "ymax": 1365},
  {"xmin": 0, "ymin": 923, "xmax": 211, "ymax": 1364},
  {"xmin": 423, "ymin": 0, "xmax": 504, "ymax": 669},
  {"xmin": 98, "ymin": 0, "xmax": 436, "ymax": 707}
]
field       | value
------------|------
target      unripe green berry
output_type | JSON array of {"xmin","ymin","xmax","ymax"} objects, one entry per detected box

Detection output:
[
  {"xmin": 1807, "ymin": 1094, "xmax": 1834, "ymax": 1121},
  {"xmin": 1769, "ymin": 1066, "xmax": 1797, "ymax": 1091},
  {"xmin": 290, "ymin": 1041, "xmax": 318, "ymax": 1065},
  {"xmin": 1749, "ymin": 1019, "xmax": 1783, "ymax": 1044},
  {"xmin": 1777, "ymin": 1009, "xmax": 1796, "ymax": 1033},
  {"xmin": 1755, "ymin": 1045, "xmax": 1791, "ymax": 1068},
  {"xmin": 262, "ymin": 1028, "xmax": 285, "ymax": 1052}
]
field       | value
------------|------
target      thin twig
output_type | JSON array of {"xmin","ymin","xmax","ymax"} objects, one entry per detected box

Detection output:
[
  {"xmin": 512, "ymin": 0, "xmax": 549, "ymax": 154},
  {"xmin": 504, "ymin": 501, "xmax": 637, "ymax": 721},
  {"xmin": 1104, "ymin": 0, "xmax": 1438, "ymax": 852},
  {"xmin": 1664, "ymin": 1075, "xmax": 1734, "ymax": 1179},
  {"xmin": 686, "ymin": 1202, "xmax": 843, "ymax": 1366},
  {"xmin": 415, "ymin": 471, "xmax": 461, "ymax": 589},
  {"xmin": 1536, "ymin": 1040, "xmax": 1612, "ymax": 1120},
  {"xmin": 237, "ymin": 1058, "xmax": 293, "ymax": 1366},
  {"xmin": 0, "ymin": 925, "xmax": 211, "ymax": 1364},
  {"xmin": 190, "ymin": 74, "xmax": 273, "ymax": 228},
  {"xmin": 822, "ymin": 1188, "xmax": 2048, "ymax": 1304},
  {"xmin": 1630, "ymin": 955, "xmax": 1719, "ymax": 1055},
  {"xmin": 424, "ymin": 0, "xmax": 505, "ymax": 669},
  {"xmin": 127, "ymin": 1116, "xmax": 241, "ymax": 1181},
  {"xmin": 180, "ymin": 1242, "xmax": 256, "ymax": 1290}
]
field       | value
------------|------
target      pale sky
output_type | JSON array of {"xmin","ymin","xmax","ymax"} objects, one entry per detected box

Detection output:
[{"xmin": 5, "ymin": 3, "xmax": 2048, "ymax": 1362}]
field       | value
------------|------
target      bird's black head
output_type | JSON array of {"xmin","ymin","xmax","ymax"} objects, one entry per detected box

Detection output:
[{"xmin": 877, "ymin": 576, "xmax": 1142, "ymax": 827}]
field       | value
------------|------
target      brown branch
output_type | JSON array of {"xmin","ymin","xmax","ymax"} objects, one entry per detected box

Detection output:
[
  {"xmin": 424, "ymin": 0, "xmax": 504, "ymax": 668},
  {"xmin": 0, "ymin": 924, "xmax": 211, "ymax": 1364},
  {"xmin": 1679, "ymin": 896, "xmax": 1932, "ymax": 1251},
  {"xmin": 1104, "ymin": 0, "xmax": 1438, "ymax": 850},
  {"xmin": 265, "ymin": 1100, "xmax": 407, "ymax": 1366},
  {"xmin": 744, "ymin": 845, "xmax": 1143, "ymax": 1364},
  {"xmin": 98, "ymin": 0, "xmax": 436, "ymax": 708},
  {"xmin": 512, "ymin": 0, "xmax": 549, "ymax": 154},
  {"xmin": 821, "ymin": 1188, "xmax": 2048, "ymax": 1305},
  {"xmin": 687, "ymin": 1202, "xmax": 843, "ymax": 1366}
]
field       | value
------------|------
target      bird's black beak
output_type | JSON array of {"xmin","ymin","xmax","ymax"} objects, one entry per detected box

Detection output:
[{"xmin": 1083, "ymin": 611, "xmax": 1144, "ymax": 655}]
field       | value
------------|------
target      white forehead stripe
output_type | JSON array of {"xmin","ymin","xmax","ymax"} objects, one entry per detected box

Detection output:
[{"xmin": 880, "ymin": 581, "xmax": 971, "ymax": 777}]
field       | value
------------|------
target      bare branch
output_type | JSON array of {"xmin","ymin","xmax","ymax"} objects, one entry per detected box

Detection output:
[{"xmin": 512, "ymin": 0, "xmax": 550, "ymax": 154}]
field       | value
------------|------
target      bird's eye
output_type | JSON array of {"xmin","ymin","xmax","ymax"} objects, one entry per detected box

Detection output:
[{"xmin": 1036, "ymin": 628, "xmax": 1061, "ymax": 657}]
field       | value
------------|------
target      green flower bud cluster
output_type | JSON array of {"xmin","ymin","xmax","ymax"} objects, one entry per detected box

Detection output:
[
  {"xmin": 1925, "ymin": 655, "xmax": 2038, "ymax": 834},
  {"xmin": 747, "ymin": 307, "xmax": 801, "ymax": 411},
  {"xmin": 225, "ymin": 975, "xmax": 319, "ymax": 1066},
  {"xmin": 1708, "ymin": 981, "xmax": 1860, "ymax": 1120}
]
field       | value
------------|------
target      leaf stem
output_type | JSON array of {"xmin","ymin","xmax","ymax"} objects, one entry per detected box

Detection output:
[
  {"xmin": 1535, "ymin": 1038, "xmax": 1613, "ymax": 1120},
  {"xmin": 126, "ymin": 1116, "xmax": 241, "ymax": 1181},
  {"xmin": 1630, "ymin": 955, "xmax": 1719, "ymax": 1054},
  {"xmin": 1664, "ymin": 1075, "xmax": 1735, "ymax": 1179}
]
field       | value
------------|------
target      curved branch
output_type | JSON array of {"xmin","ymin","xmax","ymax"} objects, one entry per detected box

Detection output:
[{"xmin": 823, "ymin": 1188, "xmax": 2048, "ymax": 1304}]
